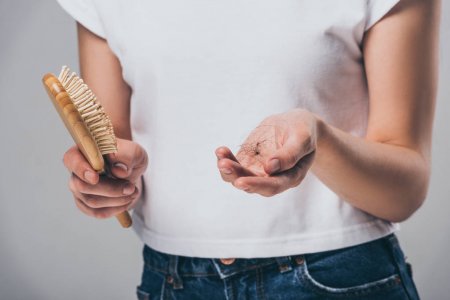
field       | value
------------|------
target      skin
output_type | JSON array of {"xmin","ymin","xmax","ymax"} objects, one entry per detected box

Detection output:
[
  {"xmin": 63, "ymin": 23, "xmax": 147, "ymax": 219},
  {"xmin": 64, "ymin": 0, "xmax": 440, "ymax": 223},
  {"xmin": 217, "ymin": 0, "xmax": 440, "ymax": 222}
]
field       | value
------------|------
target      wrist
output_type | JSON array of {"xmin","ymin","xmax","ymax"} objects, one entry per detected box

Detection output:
[
  {"xmin": 311, "ymin": 114, "xmax": 331, "ymax": 170},
  {"xmin": 312, "ymin": 113, "xmax": 328, "ymax": 149}
]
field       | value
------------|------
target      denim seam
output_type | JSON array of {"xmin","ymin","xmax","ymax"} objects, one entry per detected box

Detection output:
[
  {"xmin": 385, "ymin": 235, "xmax": 419, "ymax": 300},
  {"xmin": 160, "ymin": 276, "xmax": 167, "ymax": 300},
  {"xmin": 256, "ymin": 268, "xmax": 266, "ymax": 300},
  {"xmin": 180, "ymin": 272, "xmax": 219, "ymax": 277},
  {"xmin": 136, "ymin": 287, "xmax": 151, "ymax": 300},
  {"xmin": 224, "ymin": 277, "xmax": 234, "ymax": 300}
]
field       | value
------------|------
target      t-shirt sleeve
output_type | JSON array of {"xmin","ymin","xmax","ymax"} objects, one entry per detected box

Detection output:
[
  {"xmin": 365, "ymin": 0, "xmax": 401, "ymax": 31},
  {"xmin": 57, "ymin": 0, "xmax": 106, "ymax": 38}
]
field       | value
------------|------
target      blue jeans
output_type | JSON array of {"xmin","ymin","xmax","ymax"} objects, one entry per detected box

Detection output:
[{"xmin": 136, "ymin": 234, "xmax": 419, "ymax": 299}]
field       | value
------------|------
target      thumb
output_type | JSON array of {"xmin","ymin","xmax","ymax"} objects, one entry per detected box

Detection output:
[
  {"xmin": 106, "ymin": 139, "xmax": 148, "ymax": 181},
  {"xmin": 264, "ymin": 135, "xmax": 313, "ymax": 175}
]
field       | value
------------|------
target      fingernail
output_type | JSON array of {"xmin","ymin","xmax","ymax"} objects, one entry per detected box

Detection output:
[
  {"xmin": 235, "ymin": 182, "xmax": 250, "ymax": 191},
  {"xmin": 84, "ymin": 171, "xmax": 97, "ymax": 184},
  {"xmin": 123, "ymin": 183, "xmax": 135, "ymax": 195},
  {"xmin": 114, "ymin": 162, "xmax": 128, "ymax": 172},
  {"xmin": 239, "ymin": 185, "xmax": 250, "ymax": 192},
  {"xmin": 267, "ymin": 159, "xmax": 281, "ymax": 173},
  {"xmin": 220, "ymin": 168, "xmax": 232, "ymax": 175}
]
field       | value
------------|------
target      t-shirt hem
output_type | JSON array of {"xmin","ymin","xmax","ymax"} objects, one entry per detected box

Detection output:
[{"xmin": 132, "ymin": 213, "xmax": 399, "ymax": 259}]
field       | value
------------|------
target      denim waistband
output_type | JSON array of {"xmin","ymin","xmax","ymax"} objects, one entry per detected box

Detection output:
[
  {"xmin": 142, "ymin": 234, "xmax": 397, "ymax": 283},
  {"xmin": 142, "ymin": 245, "xmax": 295, "ymax": 280}
]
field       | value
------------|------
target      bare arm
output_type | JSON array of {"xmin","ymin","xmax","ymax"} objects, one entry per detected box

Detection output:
[
  {"xmin": 216, "ymin": 0, "xmax": 440, "ymax": 222},
  {"xmin": 77, "ymin": 23, "xmax": 132, "ymax": 139},
  {"xmin": 312, "ymin": 0, "xmax": 440, "ymax": 222},
  {"xmin": 62, "ymin": 24, "xmax": 147, "ymax": 219}
]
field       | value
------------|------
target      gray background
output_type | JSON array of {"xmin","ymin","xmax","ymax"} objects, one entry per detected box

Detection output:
[{"xmin": 0, "ymin": 0, "xmax": 449, "ymax": 299}]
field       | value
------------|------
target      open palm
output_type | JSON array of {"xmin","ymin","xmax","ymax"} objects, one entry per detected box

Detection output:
[{"xmin": 216, "ymin": 109, "xmax": 317, "ymax": 196}]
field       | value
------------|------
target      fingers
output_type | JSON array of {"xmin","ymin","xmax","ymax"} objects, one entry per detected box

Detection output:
[
  {"xmin": 63, "ymin": 139, "xmax": 147, "ymax": 220},
  {"xmin": 63, "ymin": 146, "xmax": 99, "ymax": 184},
  {"xmin": 69, "ymin": 172, "xmax": 138, "ymax": 218},
  {"xmin": 106, "ymin": 139, "xmax": 148, "ymax": 182},
  {"xmin": 215, "ymin": 146, "xmax": 239, "ymax": 162},
  {"xmin": 217, "ymin": 158, "xmax": 256, "ymax": 182},
  {"xmin": 70, "ymin": 175, "xmax": 140, "ymax": 219},
  {"xmin": 74, "ymin": 197, "xmax": 131, "ymax": 219},
  {"xmin": 234, "ymin": 176, "xmax": 287, "ymax": 196},
  {"xmin": 265, "ymin": 134, "xmax": 315, "ymax": 175},
  {"xmin": 74, "ymin": 189, "xmax": 138, "ymax": 208},
  {"xmin": 234, "ymin": 163, "xmax": 308, "ymax": 197},
  {"xmin": 63, "ymin": 139, "xmax": 148, "ymax": 185},
  {"xmin": 216, "ymin": 147, "xmax": 315, "ymax": 197},
  {"xmin": 69, "ymin": 173, "xmax": 136, "ymax": 197},
  {"xmin": 215, "ymin": 146, "xmax": 255, "ymax": 182}
]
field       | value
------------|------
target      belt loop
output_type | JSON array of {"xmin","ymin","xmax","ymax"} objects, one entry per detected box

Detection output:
[
  {"xmin": 168, "ymin": 255, "xmax": 184, "ymax": 290},
  {"xmin": 275, "ymin": 256, "xmax": 293, "ymax": 273}
]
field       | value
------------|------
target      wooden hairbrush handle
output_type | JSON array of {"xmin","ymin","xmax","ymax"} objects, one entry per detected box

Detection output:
[{"xmin": 43, "ymin": 73, "xmax": 132, "ymax": 228}]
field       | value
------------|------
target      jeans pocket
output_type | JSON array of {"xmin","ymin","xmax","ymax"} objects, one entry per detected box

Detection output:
[
  {"xmin": 295, "ymin": 238, "xmax": 404, "ymax": 298},
  {"xmin": 299, "ymin": 261, "xmax": 401, "ymax": 298}
]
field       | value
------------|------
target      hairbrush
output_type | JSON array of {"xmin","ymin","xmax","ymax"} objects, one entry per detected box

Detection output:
[{"xmin": 42, "ymin": 66, "xmax": 132, "ymax": 228}]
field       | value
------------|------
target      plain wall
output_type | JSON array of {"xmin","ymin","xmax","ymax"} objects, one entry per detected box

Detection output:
[{"xmin": 0, "ymin": 1, "xmax": 449, "ymax": 299}]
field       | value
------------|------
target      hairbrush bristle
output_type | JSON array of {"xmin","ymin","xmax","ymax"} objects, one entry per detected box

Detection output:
[{"xmin": 58, "ymin": 66, "xmax": 117, "ymax": 154}]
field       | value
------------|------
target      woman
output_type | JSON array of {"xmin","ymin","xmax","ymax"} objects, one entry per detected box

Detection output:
[{"xmin": 59, "ymin": 0, "xmax": 440, "ymax": 299}]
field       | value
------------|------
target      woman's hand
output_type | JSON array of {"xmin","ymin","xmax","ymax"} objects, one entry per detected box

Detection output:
[
  {"xmin": 63, "ymin": 138, "xmax": 148, "ymax": 219},
  {"xmin": 216, "ymin": 108, "xmax": 317, "ymax": 197}
]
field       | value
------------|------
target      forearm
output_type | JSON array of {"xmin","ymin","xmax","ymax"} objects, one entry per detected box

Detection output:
[
  {"xmin": 312, "ymin": 118, "xmax": 430, "ymax": 222},
  {"xmin": 310, "ymin": 0, "xmax": 440, "ymax": 223}
]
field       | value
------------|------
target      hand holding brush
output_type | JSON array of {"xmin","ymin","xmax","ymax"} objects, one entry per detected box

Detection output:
[
  {"xmin": 43, "ymin": 66, "xmax": 147, "ymax": 227},
  {"xmin": 63, "ymin": 138, "xmax": 147, "ymax": 224}
]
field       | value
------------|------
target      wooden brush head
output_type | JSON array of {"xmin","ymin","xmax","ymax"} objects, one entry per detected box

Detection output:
[{"xmin": 42, "ymin": 67, "xmax": 118, "ymax": 173}]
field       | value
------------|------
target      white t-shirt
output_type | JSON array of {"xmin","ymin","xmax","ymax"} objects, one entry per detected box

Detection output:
[{"xmin": 58, "ymin": 0, "xmax": 400, "ymax": 258}]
